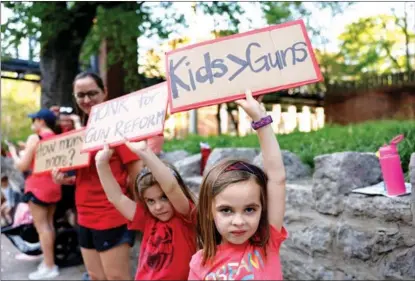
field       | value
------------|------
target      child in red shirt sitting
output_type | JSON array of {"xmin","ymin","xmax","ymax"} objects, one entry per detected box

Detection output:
[
  {"xmin": 189, "ymin": 90, "xmax": 288, "ymax": 280},
  {"xmin": 95, "ymin": 140, "xmax": 197, "ymax": 280}
]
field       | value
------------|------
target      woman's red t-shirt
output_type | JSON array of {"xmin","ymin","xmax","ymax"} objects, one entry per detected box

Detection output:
[{"xmin": 75, "ymin": 144, "xmax": 138, "ymax": 229}]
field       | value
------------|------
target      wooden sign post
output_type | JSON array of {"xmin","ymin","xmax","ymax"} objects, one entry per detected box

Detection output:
[{"xmin": 165, "ymin": 19, "xmax": 323, "ymax": 113}]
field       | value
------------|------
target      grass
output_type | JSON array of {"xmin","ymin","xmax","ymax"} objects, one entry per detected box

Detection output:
[{"xmin": 164, "ymin": 120, "xmax": 415, "ymax": 173}]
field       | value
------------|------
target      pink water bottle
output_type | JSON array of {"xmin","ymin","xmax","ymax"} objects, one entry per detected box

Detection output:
[{"xmin": 377, "ymin": 134, "xmax": 406, "ymax": 196}]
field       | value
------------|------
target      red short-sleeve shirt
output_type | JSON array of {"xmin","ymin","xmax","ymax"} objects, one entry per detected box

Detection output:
[
  {"xmin": 75, "ymin": 144, "xmax": 138, "ymax": 229},
  {"xmin": 128, "ymin": 200, "xmax": 197, "ymax": 280}
]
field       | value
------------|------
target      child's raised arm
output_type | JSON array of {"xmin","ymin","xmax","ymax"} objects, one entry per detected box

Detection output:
[
  {"xmin": 235, "ymin": 90, "xmax": 286, "ymax": 231},
  {"xmin": 125, "ymin": 140, "xmax": 191, "ymax": 216},
  {"xmin": 96, "ymin": 143, "xmax": 137, "ymax": 221}
]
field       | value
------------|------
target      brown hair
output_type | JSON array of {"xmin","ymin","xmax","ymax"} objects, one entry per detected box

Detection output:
[
  {"xmin": 196, "ymin": 159, "xmax": 270, "ymax": 265},
  {"xmin": 135, "ymin": 161, "xmax": 196, "ymax": 207}
]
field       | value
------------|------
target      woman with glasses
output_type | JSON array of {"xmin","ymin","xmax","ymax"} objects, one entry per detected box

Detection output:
[
  {"xmin": 6, "ymin": 109, "xmax": 61, "ymax": 280},
  {"xmin": 52, "ymin": 71, "xmax": 164, "ymax": 280}
]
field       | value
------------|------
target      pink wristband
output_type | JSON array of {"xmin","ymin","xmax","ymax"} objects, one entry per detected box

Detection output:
[{"xmin": 251, "ymin": 115, "xmax": 273, "ymax": 130}]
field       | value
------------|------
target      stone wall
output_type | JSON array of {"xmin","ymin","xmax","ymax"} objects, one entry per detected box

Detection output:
[{"xmin": 282, "ymin": 152, "xmax": 415, "ymax": 280}]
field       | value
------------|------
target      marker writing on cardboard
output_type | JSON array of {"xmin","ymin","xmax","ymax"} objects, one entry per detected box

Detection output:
[
  {"xmin": 169, "ymin": 41, "xmax": 308, "ymax": 99},
  {"xmin": 84, "ymin": 110, "xmax": 165, "ymax": 144}
]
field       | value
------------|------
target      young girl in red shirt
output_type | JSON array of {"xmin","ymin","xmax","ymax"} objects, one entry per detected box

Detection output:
[
  {"xmin": 189, "ymin": 90, "xmax": 288, "ymax": 280},
  {"xmin": 95, "ymin": 140, "xmax": 197, "ymax": 280}
]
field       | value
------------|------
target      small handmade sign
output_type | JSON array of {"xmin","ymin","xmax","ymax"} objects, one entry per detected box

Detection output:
[
  {"xmin": 33, "ymin": 129, "xmax": 90, "ymax": 175},
  {"xmin": 81, "ymin": 82, "xmax": 168, "ymax": 152}
]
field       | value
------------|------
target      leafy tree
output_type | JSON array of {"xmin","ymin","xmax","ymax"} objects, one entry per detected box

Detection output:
[
  {"xmin": 338, "ymin": 13, "xmax": 415, "ymax": 77},
  {"xmin": 1, "ymin": 2, "xmax": 184, "ymax": 108}
]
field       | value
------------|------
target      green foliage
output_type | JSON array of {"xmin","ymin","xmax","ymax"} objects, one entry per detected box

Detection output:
[
  {"xmin": 197, "ymin": 2, "xmax": 244, "ymax": 32},
  {"xmin": 338, "ymin": 14, "xmax": 415, "ymax": 75},
  {"xmin": 163, "ymin": 120, "xmax": 415, "ymax": 173},
  {"xmin": 1, "ymin": 80, "xmax": 41, "ymax": 143}
]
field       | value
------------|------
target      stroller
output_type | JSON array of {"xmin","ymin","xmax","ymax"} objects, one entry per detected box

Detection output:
[{"xmin": 1, "ymin": 157, "xmax": 83, "ymax": 267}]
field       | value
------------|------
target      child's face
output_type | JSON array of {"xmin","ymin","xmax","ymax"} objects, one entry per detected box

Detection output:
[
  {"xmin": 142, "ymin": 184, "xmax": 174, "ymax": 222},
  {"xmin": 212, "ymin": 178, "xmax": 262, "ymax": 245}
]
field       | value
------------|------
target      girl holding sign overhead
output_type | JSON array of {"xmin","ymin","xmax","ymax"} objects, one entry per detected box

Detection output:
[
  {"xmin": 7, "ymin": 108, "xmax": 61, "ymax": 280},
  {"xmin": 189, "ymin": 90, "xmax": 287, "ymax": 280},
  {"xmin": 95, "ymin": 139, "xmax": 197, "ymax": 280},
  {"xmin": 52, "ymin": 71, "xmax": 164, "ymax": 280}
]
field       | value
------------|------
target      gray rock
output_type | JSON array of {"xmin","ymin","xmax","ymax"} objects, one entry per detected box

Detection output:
[
  {"xmin": 312, "ymin": 152, "xmax": 382, "ymax": 215},
  {"xmin": 280, "ymin": 251, "xmax": 336, "ymax": 280},
  {"xmin": 253, "ymin": 151, "xmax": 311, "ymax": 181},
  {"xmin": 410, "ymin": 153, "xmax": 415, "ymax": 225},
  {"xmin": 380, "ymin": 246, "xmax": 415, "ymax": 279},
  {"xmin": 344, "ymin": 193, "xmax": 413, "ymax": 224},
  {"xmin": 204, "ymin": 148, "xmax": 259, "ymax": 175},
  {"xmin": 285, "ymin": 183, "xmax": 313, "ymax": 211},
  {"xmin": 159, "ymin": 150, "xmax": 190, "ymax": 164},
  {"xmin": 183, "ymin": 176, "xmax": 203, "ymax": 195},
  {"xmin": 287, "ymin": 222, "xmax": 334, "ymax": 256},
  {"xmin": 335, "ymin": 221, "xmax": 405, "ymax": 262},
  {"xmin": 174, "ymin": 153, "xmax": 201, "ymax": 178}
]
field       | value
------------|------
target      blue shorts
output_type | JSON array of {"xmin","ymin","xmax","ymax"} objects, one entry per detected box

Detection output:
[{"xmin": 78, "ymin": 224, "xmax": 135, "ymax": 252}]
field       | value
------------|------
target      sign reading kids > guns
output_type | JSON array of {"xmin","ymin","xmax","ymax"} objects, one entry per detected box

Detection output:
[
  {"xmin": 166, "ymin": 19, "xmax": 323, "ymax": 113},
  {"xmin": 81, "ymin": 82, "xmax": 168, "ymax": 152},
  {"xmin": 33, "ymin": 129, "xmax": 90, "ymax": 175}
]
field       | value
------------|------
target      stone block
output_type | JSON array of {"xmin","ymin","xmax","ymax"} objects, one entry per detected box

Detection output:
[
  {"xmin": 312, "ymin": 152, "xmax": 382, "ymax": 215},
  {"xmin": 159, "ymin": 150, "xmax": 189, "ymax": 164},
  {"xmin": 379, "ymin": 246, "xmax": 415, "ymax": 279},
  {"xmin": 174, "ymin": 153, "xmax": 201, "ymax": 178},
  {"xmin": 253, "ymin": 150, "xmax": 311, "ymax": 181},
  {"xmin": 344, "ymin": 193, "xmax": 412, "ymax": 224},
  {"xmin": 335, "ymin": 221, "xmax": 405, "ymax": 262},
  {"xmin": 204, "ymin": 148, "xmax": 259, "ymax": 175},
  {"xmin": 286, "ymin": 183, "xmax": 313, "ymax": 211},
  {"xmin": 183, "ymin": 176, "xmax": 203, "ymax": 195},
  {"xmin": 287, "ymin": 222, "xmax": 335, "ymax": 256}
]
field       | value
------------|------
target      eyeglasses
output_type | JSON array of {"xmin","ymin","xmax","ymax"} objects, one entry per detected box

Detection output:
[
  {"xmin": 59, "ymin": 107, "xmax": 74, "ymax": 114},
  {"xmin": 74, "ymin": 90, "xmax": 101, "ymax": 100}
]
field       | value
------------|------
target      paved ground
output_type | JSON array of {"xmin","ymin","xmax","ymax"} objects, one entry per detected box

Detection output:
[{"xmin": 1, "ymin": 234, "xmax": 85, "ymax": 280}]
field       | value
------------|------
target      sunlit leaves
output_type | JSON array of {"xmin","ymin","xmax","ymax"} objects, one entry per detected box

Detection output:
[{"xmin": 338, "ymin": 14, "xmax": 414, "ymax": 75}]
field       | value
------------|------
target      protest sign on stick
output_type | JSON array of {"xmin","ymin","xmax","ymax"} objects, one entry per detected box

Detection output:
[
  {"xmin": 166, "ymin": 19, "xmax": 323, "ymax": 113},
  {"xmin": 33, "ymin": 129, "xmax": 90, "ymax": 175},
  {"xmin": 81, "ymin": 82, "xmax": 168, "ymax": 152}
]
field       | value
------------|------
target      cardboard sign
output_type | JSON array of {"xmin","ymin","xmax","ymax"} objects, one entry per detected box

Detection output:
[
  {"xmin": 165, "ymin": 19, "xmax": 323, "ymax": 113},
  {"xmin": 33, "ymin": 129, "xmax": 90, "ymax": 175},
  {"xmin": 81, "ymin": 82, "xmax": 168, "ymax": 152}
]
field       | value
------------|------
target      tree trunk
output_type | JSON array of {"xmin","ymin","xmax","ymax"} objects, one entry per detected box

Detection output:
[
  {"xmin": 39, "ymin": 2, "xmax": 98, "ymax": 108},
  {"xmin": 40, "ymin": 41, "xmax": 83, "ymax": 108},
  {"xmin": 216, "ymin": 104, "xmax": 222, "ymax": 135}
]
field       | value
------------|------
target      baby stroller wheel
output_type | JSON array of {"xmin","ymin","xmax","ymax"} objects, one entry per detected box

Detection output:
[{"xmin": 54, "ymin": 226, "xmax": 82, "ymax": 267}]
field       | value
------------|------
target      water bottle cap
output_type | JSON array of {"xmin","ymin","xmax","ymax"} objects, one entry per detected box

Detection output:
[{"xmin": 390, "ymin": 134, "xmax": 404, "ymax": 145}]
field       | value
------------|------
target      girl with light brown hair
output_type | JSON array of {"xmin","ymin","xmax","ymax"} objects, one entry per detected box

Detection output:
[{"xmin": 189, "ymin": 89, "xmax": 287, "ymax": 280}]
